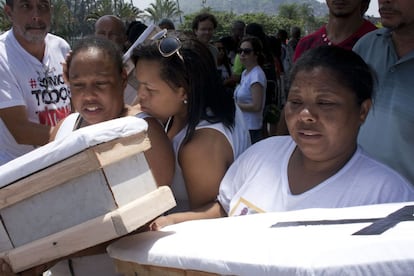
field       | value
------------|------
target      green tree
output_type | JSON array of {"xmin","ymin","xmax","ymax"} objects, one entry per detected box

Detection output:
[
  {"xmin": 178, "ymin": 3, "xmax": 327, "ymax": 41},
  {"xmin": 86, "ymin": 0, "xmax": 143, "ymax": 23},
  {"xmin": 144, "ymin": 0, "xmax": 182, "ymax": 24},
  {"xmin": 0, "ymin": 0, "xmax": 11, "ymax": 32},
  {"xmin": 50, "ymin": 0, "xmax": 73, "ymax": 41},
  {"xmin": 49, "ymin": 0, "xmax": 144, "ymax": 45},
  {"xmin": 277, "ymin": 3, "xmax": 300, "ymax": 20}
]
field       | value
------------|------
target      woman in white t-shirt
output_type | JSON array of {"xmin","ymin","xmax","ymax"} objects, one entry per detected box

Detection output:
[
  {"xmin": 132, "ymin": 31, "xmax": 251, "ymax": 216},
  {"xmin": 0, "ymin": 35, "xmax": 176, "ymax": 276},
  {"xmin": 233, "ymin": 36, "xmax": 267, "ymax": 144},
  {"xmin": 48, "ymin": 36, "xmax": 174, "ymax": 276},
  {"xmin": 149, "ymin": 45, "xmax": 414, "ymax": 230}
]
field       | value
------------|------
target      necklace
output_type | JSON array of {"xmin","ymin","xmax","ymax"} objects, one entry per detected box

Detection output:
[{"xmin": 321, "ymin": 33, "xmax": 333, "ymax": 46}]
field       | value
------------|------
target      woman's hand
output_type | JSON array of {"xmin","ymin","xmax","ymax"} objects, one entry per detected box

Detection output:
[
  {"xmin": 60, "ymin": 51, "xmax": 73, "ymax": 84},
  {"xmin": 149, "ymin": 215, "xmax": 175, "ymax": 231},
  {"xmin": 0, "ymin": 259, "xmax": 16, "ymax": 276}
]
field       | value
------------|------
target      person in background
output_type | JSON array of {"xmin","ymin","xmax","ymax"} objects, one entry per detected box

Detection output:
[
  {"xmin": 234, "ymin": 36, "xmax": 267, "ymax": 144},
  {"xmin": 219, "ymin": 21, "xmax": 246, "ymax": 90},
  {"xmin": 276, "ymin": 29, "xmax": 293, "ymax": 74},
  {"xmin": 276, "ymin": 29, "xmax": 293, "ymax": 103},
  {"xmin": 353, "ymin": 0, "xmax": 414, "ymax": 185},
  {"xmin": 293, "ymin": 0, "xmax": 376, "ymax": 61},
  {"xmin": 47, "ymin": 36, "xmax": 174, "ymax": 276},
  {"xmin": 274, "ymin": 0, "xmax": 377, "ymax": 136},
  {"xmin": 239, "ymin": 23, "xmax": 278, "ymax": 138},
  {"xmin": 132, "ymin": 32, "xmax": 251, "ymax": 213},
  {"xmin": 150, "ymin": 46, "xmax": 414, "ymax": 230},
  {"xmin": 94, "ymin": 15, "xmax": 127, "ymax": 52},
  {"xmin": 287, "ymin": 26, "xmax": 301, "ymax": 52},
  {"xmin": 0, "ymin": 0, "xmax": 71, "ymax": 166},
  {"xmin": 95, "ymin": 17, "xmax": 144, "ymax": 106},
  {"xmin": 220, "ymin": 20, "xmax": 246, "ymax": 65},
  {"xmin": 125, "ymin": 21, "xmax": 148, "ymax": 49},
  {"xmin": 232, "ymin": 23, "xmax": 277, "ymax": 87},
  {"xmin": 213, "ymin": 39, "xmax": 233, "ymax": 91},
  {"xmin": 192, "ymin": 12, "xmax": 219, "ymax": 65},
  {"xmin": 158, "ymin": 18, "xmax": 175, "ymax": 30}
]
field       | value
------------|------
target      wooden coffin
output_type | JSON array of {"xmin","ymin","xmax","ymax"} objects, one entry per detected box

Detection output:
[{"xmin": 0, "ymin": 117, "xmax": 176, "ymax": 272}]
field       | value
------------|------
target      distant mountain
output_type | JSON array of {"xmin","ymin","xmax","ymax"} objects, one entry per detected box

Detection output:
[{"xmin": 177, "ymin": 0, "xmax": 328, "ymax": 17}]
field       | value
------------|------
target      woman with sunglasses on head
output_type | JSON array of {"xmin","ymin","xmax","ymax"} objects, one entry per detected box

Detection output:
[
  {"xmin": 234, "ymin": 36, "xmax": 267, "ymax": 144},
  {"xmin": 132, "ymin": 32, "xmax": 251, "ymax": 218}
]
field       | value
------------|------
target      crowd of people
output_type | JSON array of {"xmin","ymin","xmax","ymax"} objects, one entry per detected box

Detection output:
[{"xmin": 0, "ymin": 0, "xmax": 413, "ymax": 275}]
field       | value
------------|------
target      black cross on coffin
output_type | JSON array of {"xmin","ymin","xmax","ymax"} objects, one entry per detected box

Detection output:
[
  {"xmin": 353, "ymin": 205, "xmax": 414, "ymax": 235},
  {"xmin": 271, "ymin": 205, "xmax": 414, "ymax": 235}
]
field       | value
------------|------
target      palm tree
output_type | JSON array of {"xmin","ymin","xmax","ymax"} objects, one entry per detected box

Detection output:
[
  {"xmin": 144, "ymin": 0, "xmax": 182, "ymax": 24},
  {"xmin": 277, "ymin": 3, "xmax": 300, "ymax": 20},
  {"xmin": 51, "ymin": 0, "xmax": 73, "ymax": 39},
  {"xmin": 0, "ymin": 0, "xmax": 11, "ymax": 32},
  {"xmin": 86, "ymin": 0, "xmax": 144, "ymax": 23}
]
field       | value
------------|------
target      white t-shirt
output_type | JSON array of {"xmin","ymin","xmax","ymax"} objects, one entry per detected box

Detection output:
[
  {"xmin": 169, "ymin": 107, "xmax": 251, "ymax": 213},
  {"xmin": 0, "ymin": 30, "xmax": 71, "ymax": 165},
  {"xmin": 218, "ymin": 136, "xmax": 414, "ymax": 216},
  {"xmin": 234, "ymin": 65, "xmax": 267, "ymax": 130}
]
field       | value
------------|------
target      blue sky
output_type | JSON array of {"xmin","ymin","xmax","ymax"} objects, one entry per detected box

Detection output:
[{"xmin": 132, "ymin": 0, "xmax": 380, "ymax": 17}]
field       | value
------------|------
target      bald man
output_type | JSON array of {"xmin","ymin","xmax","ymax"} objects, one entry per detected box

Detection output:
[
  {"xmin": 95, "ymin": 15, "xmax": 127, "ymax": 52},
  {"xmin": 95, "ymin": 15, "xmax": 139, "ymax": 105}
]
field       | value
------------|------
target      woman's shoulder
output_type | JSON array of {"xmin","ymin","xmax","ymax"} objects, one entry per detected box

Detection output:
[
  {"xmin": 251, "ymin": 65, "xmax": 267, "ymax": 80},
  {"xmin": 181, "ymin": 125, "xmax": 231, "ymax": 155},
  {"xmin": 349, "ymin": 147, "xmax": 413, "ymax": 187}
]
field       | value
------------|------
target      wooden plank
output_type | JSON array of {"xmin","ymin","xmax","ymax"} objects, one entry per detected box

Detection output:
[
  {"xmin": 1, "ymin": 170, "xmax": 116, "ymax": 247},
  {"xmin": 104, "ymin": 153, "xmax": 157, "ymax": 206},
  {"xmin": 94, "ymin": 132, "xmax": 151, "ymax": 167},
  {"xmin": 0, "ymin": 218, "xmax": 12, "ymax": 252},
  {"xmin": 1, "ymin": 186, "xmax": 175, "ymax": 273},
  {"xmin": 111, "ymin": 186, "xmax": 176, "ymax": 235},
  {"xmin": 0, "ymin": 133, "xmax": 150, "ymax": 210},
  {"xmin": 0, "ymin": 149, "xmax": 101, "ymax": 210}
]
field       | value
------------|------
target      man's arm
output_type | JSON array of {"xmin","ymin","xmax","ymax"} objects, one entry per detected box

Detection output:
[{"xmin": 0, "ymin": 106, "xmax": 52, "ymax": 146}]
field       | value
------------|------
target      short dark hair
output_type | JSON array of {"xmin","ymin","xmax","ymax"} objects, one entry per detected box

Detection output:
[
  {"xmin": 361, "ymin": 0, "xmax": 371, "ymax": 15},
  {"xmin": 158, "ymin": 18, "xmax": 175, "ymax": 30},
  {"xmin": 68, "ymin": 36, "xmax": 123, "ymax": 76},
  {"xmin": 290, "ymin": 26, "xmax": 301, "ymax": 39},
  {"xmin": 289, "ymin": 46, "xmax": 374, "ymax": 105},
  {"xmin": 127, "ymin": 22, "xmax": 148, "ymax": 44},
  {"xmin": 191, "ymin": 12, "xmax": 218, "ymax": 31}
]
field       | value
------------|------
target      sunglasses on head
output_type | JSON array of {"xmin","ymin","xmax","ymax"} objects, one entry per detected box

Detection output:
[
  {"xmin": 151, "ymin": 29, "xmax": 183, "ymax": 61},
  {"xmin": 237, "ymin": 48, "xmax": 253, "ymax": 55}
]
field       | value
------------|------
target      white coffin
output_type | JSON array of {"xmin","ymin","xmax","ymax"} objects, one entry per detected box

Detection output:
[
  {"xmin": 108, "ymin": 202, "xmax": 414, "ymax": 276},
  {"xmin": 0, "ymin": 116, "xmax": 176, "ymax": 273}
]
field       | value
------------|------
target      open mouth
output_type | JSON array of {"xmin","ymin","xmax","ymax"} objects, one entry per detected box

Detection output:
[
  {"xmin": 297, "ymin": 130, "xmax": 322, "ymax": 140},
  {"xmin": 85, "ymin": 106, "xmax": 99, "ymax": 112},
  {"xmin": 82, "ymin": 104, "xmax": 103, "ymax": 114}
]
